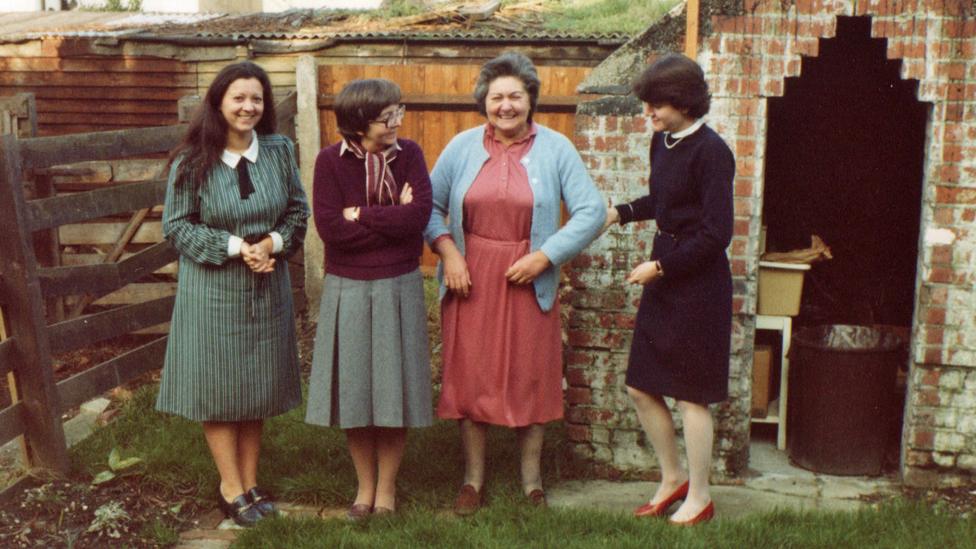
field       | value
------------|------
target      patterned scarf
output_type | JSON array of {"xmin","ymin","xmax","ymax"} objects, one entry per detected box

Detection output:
[{"xmin": 343, "ymin": 139, "xmax": 399, "ymax": 206}]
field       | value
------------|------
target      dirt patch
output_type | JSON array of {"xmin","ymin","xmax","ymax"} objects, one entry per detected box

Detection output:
[{"xmin": 0, "ymin": 473, "xmax": 205, "ymax": 548}]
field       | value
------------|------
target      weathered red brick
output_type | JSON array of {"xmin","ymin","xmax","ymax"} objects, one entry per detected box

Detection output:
[
  {"xmin": 566, "ymin": 387, "xmax": 593, "ymax": 405},
  {"xmin": 566, "ymin": 423, "xmax": 591, "ymax": 442}
]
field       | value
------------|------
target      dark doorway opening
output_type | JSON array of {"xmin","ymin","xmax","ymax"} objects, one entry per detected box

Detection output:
[{"xmin": 762, "ymin": 16, "xmax": 928, "ymax": 327}]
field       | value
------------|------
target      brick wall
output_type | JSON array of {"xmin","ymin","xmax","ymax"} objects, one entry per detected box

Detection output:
[{"xmin": 568, "ymin": 0, "xmax": 975, "ymax": 486}]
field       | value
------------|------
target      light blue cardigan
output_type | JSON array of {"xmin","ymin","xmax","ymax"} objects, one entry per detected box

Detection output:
[{"xmin": 424, "ymin": 124, "xmax": 606, "ymax": 312}]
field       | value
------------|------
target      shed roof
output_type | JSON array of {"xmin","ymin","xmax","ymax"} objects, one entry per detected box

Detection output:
[{"xmin": 0, "ymin": 2, "xmax": 629, "ymax": 44}]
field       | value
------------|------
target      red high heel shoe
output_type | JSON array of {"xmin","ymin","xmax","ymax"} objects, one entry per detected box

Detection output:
[
  {"xmin": 668, "ymin": 500, "xmax": 714, "ymax": 526},
  {"xmin": 633, "ymin": 480, "xmax": 690, "ymax": 518}
]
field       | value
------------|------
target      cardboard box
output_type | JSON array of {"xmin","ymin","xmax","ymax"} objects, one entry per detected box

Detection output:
[
  {"xmin": 757, "ymin": 261, "xmax": 811, "ymax": 316},
  {"xmin": 752, "ymin": 344, "xmax": 774, "ymax": 418}
]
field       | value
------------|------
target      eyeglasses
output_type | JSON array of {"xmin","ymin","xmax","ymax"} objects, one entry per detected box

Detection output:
[{"xmin": 371, "ymin": 105, "xmax": 406, "ymax": 128}]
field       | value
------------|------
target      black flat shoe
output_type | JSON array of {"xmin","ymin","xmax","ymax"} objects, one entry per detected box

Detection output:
[
  {"xmin": 246, "ymin": 486, "xmax": 278, "ymax": 517},
  {"xmin": 217, "ymin": 486, "xmax": 263, "ymax": 527}
]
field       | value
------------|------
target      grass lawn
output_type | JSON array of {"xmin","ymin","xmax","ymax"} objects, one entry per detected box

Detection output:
[{"xmin": 70, "ymin": 386, "xmax": 975, "ymax": 548}]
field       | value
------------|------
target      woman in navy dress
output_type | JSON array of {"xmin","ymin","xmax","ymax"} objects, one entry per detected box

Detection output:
[{"xmin": 605, "ymin": 54, "xmax": 734, "ymax": 526}]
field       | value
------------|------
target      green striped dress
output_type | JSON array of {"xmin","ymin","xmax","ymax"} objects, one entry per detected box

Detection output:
[{"xmin": 156, "ymin": 134, "xmax": 309, "ymax": 421}]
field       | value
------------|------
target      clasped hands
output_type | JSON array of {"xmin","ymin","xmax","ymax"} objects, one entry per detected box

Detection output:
[
  {"xmin": 343, "ymin": 183, "xmax": 414, "ymax": 222},
  {"xmin": 242, "ymin": 238, "xmax": 275, "ymax": 273}
]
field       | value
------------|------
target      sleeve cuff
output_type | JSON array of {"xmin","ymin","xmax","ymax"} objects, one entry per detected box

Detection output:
[
  {"xmin": 431, "ymin": 234, "xmax": 454, "ymax": 247},
  {"xmin": 228, "ymin": 235, "xmax": 244, "ymax": 257},
  {"xmin": 269, "ymin": 231, "xmax": 284, "ymax": 254},
  {"xmin": 615, "ymin": 203, "xmax": 634, "ymax": 225}
]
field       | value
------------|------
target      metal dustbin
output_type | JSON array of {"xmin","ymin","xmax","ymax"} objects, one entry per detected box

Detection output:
[{"xmin": 787, "ymin": 325, "xmax": 905, "ymax": 476}]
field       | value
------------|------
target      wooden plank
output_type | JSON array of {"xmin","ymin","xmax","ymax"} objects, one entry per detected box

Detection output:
[
  {"xmin": 115, "ymin": 240, "xmax": 179, "ymax": 284},
  {"xmin": 37, "ymin": 112, "xmax": 177, "ymax": 127},
  {"xmin": 59, "ymin": 221, "xmax": 163, "ymax": 245},
  {"xmin": 0, "ymin": 402, "xmax": 27, "ymax": 450},
  {"xmin": 38, "ymin": 241, "xmax": 177, "ymax": 298},
  {"xmin": 62, "ymin": 253, "xmax": 177, "ymax": 275},
  {"xmin": 91, "ymin": 283, "xmax": 177, "ymax": 306},
  {"xmin": 0, "ymin": 134, "xmax": 69, "ymax": 472},
  {"xmin": 0, "ymin": 86, "xmax": 193, "ymax": 102},
  {"xmin": 0, "ymin": 57, "xmax": 190, "ymax": 73},
  {"xmin": 685, "ymin": 0, "xmax": 700, "ymax": 60},
  {"xmin": 0, "ymin": 71, "xmax": 197, "ymax": 88},
  {"xmin": 47, "ymin": 296, "xmax": 175, "ymax": 355},
  {"xmin": 55, "ymin": 336, "xmax": 167, "ymax": 413},
  {"xmin": 0, "ymin": 338, "xmax": 13, "ymax": 378},
  {"xmin": 19, "ymin": 124, "xmax": 184, "ymax": 169},
  {"xmin": 36, "ymin": 99, "xmax": 179, "ymax": 115},
  {"xmin": 27, "ymin": 179, "xmax": 167, "ymax": 232},
  {"xmin": 38, "ymin": 263, "xmax": 117, "ymax": 299}
]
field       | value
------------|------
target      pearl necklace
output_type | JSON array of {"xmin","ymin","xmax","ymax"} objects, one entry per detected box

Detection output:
[{"xmin": 664, "ymin": 134, "xmax": 686, "ymax": 149}]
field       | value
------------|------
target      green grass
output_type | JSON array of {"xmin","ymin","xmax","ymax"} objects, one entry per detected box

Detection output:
[
  {"xmin": 70, "ymin": 385, "xmax": 976, "ymax": 549},
  {"xmin": 233, "ymin": 499, "xmax": 975, "ymax": 549},
  {"xmin": 542, "ymin": 0, "xmax": 680, "ymax": 36}
]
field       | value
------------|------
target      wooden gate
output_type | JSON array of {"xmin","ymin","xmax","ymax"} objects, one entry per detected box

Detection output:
[{"xmin": 0, "ymin": 92, "xmax": 297, "ymax": 476}]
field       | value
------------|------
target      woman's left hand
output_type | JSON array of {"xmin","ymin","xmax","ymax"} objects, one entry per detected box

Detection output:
[
  {"xmin": 342, "ymin": 206, "xmax": 360, "ymax": 221},
  {"xmin": 626, "ymin": 261, "xmax": 661, "ymax": 285},
  {"xmin": 505, "ymin": 251, "xmax": 551, "ymax": 285}
]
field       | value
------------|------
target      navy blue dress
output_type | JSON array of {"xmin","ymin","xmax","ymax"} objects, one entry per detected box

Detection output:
[{"xmin": 616, "ymin": 124, "xmax": 735, "ymax": 404}]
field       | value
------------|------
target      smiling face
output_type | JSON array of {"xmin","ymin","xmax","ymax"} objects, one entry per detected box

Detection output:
[
  {"xmin": 644, "ymin": 102, "xmax": 694, "ymax": 134},
  {"xmin": 359, "ymin": 102, "xmax": 403, "ymax": 153},
  {"xmin": 485, "ymin": 75, "xmax": 531, "ymax": 142},
  {"xmin": 220, "ymin": 77, "xmax": 264, "ymax": 141}
]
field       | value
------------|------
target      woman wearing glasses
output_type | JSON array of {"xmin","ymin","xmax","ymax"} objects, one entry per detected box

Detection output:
[{"xmin": 305, "ymin": 79, "xmax": 433, "ymax": 519}]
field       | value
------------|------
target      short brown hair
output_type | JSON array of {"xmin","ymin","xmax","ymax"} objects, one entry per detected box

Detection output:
[
  {"xmin": 632, "ymin": 53, "xmax": 711, "ymax": 118},
  {"xmin": 334, "ymin": 79, "xmax": 402, "ymax": 141}
]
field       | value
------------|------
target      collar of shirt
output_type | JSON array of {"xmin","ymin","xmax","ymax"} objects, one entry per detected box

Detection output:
[
  {"xmin": 339, "ymin": 138, "xmax": 402, "ymax": 157},
  {"xmin": 668, "ymin": 117, "xmax": 705, "ymax": 139},
  {"xmin": 220, "ymin": 130, "xmax": 260, "ymax": 168},
  {"xmin": 485, "ymin": 121, "xmax": 538, "ymax": 145}
]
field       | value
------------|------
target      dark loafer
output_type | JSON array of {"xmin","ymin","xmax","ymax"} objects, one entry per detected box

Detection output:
[
  {"xmin": 217, "ymin": 486, "xmax": 263, "ymax": 527},
  {"xmin": 346, "ymin": 503, "xmax": 372, "ymax": 521},
  {"xmin": 453, "ymin": 484, "xmax": 482, "ymax": 516},
  {"xmin": 526, "ymin": 488, "xmax": 547, "ymax": 507},
  {"xmin": 246, "ymin": 486, "xmax": 278, "ymax": 517}
]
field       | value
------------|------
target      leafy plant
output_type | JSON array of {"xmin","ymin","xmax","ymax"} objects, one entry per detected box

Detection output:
[
  {"xmin": 91, "ymin": 447, "xmax": 143, "ymax": 486},
  {"xmin": 86, "ymin": 501, "xmax": 129, "ymax": 539}
]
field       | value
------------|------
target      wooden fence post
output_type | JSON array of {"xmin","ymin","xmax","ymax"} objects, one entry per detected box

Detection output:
[
  {"xmin": 0, "ymin": 134, "xmax": 69, "ymax": 474},
  {"xmin": 296, "ymin": 54, "xmax": 323, "ymax": 316}
]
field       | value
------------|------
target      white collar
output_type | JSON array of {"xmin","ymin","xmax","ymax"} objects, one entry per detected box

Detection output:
[
  {"xmin": 669, "ymin": 118, "xmax": 705, "ymax": 139},
  {"xmin": 221, "ymin": 130, "xmax": 259, "ymax": 168}
]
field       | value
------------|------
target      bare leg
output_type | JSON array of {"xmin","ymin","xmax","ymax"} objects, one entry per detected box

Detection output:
[
  {"xmin": 374, "ymin": 428, "xmax": 407, "ymax": 511},
  {"xmin": 459, "ymin": 419, "xmax": 487, "ymax": 490},
  {"xmin": 203, "ymin": 421, "xmax": 244, "ymax": 501},
  {"xmin": 670, "ymin": 400, "xmax": 714, "ymax": 521},
  {"xmin": 626, "ymin": 386, "xmax": 688, "ymax": 503},
  {"xmin": 238, "ymin": 420, "xmax": 263, "ymax": 491},
  {"xmin": 346, "ymin": 428, "xmax": 378, "ymax": 507},
  {"xmin": 516, "ymin": 424, "xmax": 545, "ymax": 494}
]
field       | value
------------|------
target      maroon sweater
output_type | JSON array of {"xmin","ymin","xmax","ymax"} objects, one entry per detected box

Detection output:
[{"xmin": 313, "ymin": 138, "xmax": 433, "ymax": 280}]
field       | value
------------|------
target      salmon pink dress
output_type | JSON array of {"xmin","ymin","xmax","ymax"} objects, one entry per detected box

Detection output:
[{"xmin": 437, "ymin": 125, "xmax": 563, "ymax": 427}]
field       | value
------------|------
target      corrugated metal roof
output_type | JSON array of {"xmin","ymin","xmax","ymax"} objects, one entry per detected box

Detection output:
[{"xmin": 0, "ymin": 7, "xmax": 628, "ymax": 44}]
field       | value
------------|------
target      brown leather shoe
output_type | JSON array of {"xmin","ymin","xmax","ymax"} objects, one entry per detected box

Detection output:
[
  {"xmin": 453, "ymin": 484, "xmax": 482, "ymax": 516},
  {"xmin": 526, "ymin": 488, "xmax": 547, "ymax": 507}
]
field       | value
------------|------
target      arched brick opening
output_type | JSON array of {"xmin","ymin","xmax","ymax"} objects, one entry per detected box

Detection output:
[{"xmin": 567, "ymin": 1, "xmax": 975, "ymax": 486}]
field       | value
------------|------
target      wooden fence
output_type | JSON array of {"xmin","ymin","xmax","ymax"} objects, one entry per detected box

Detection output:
[{"xmin": 0, "ymin": 92, "xmax": 298, "ymax": 474}]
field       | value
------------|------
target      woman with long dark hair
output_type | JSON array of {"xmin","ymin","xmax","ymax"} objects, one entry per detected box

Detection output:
[
  {"xmin": 605, "ymin": 53, "xmax": 735, "ymax": 526},
  {"xmin": 156, "ymin": 61, "xmax": 309, "ymax": 526}
]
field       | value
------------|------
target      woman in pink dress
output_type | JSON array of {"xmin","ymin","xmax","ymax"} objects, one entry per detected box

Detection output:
[{"xmin": 424, "ymin": 52, "xmax": 605, "ymax": 515}]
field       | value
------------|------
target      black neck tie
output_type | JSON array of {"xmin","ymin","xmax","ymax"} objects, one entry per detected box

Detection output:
[{"xmin": 237, "ymin": 160, "xmax": 254, "ymax": 200}]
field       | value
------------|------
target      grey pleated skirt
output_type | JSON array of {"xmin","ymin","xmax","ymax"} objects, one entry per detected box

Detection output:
[{"xmin": 305, "ymin": 269, "xmax": 433, "ymax": 429}]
